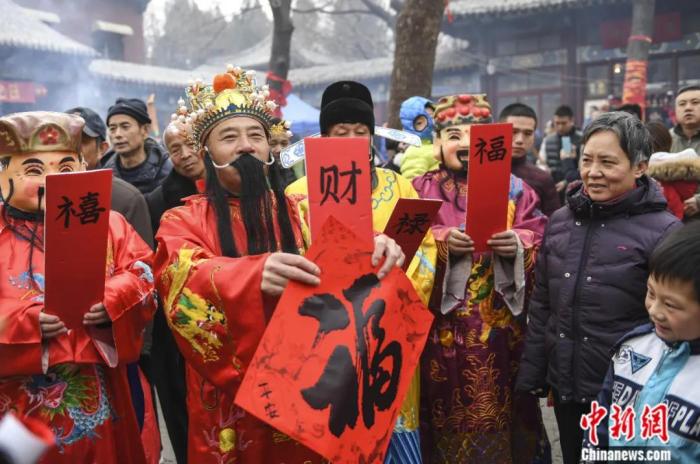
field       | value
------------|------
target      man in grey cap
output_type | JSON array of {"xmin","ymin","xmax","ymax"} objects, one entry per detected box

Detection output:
[{"xmin": 103, "ymin": 97, "xmax": 172, "ymax": 194}]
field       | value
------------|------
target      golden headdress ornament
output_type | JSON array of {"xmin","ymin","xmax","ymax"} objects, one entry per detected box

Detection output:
[
  {"xmin": 174, "ymin": 65, "xmax": 278, "ymax": 150},
  {"xmin": 433, "ymin": 94, "xmax": 492, "ymax": 131},
  {"xmin": 270, "ymin": 119, "xmax": 293, "ymax": 139}
]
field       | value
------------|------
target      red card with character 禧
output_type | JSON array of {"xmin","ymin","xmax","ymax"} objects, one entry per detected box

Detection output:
[
  {"xmin": 305, "ymin": 137, "xmax": 374, "ymax": 249},
  {"xmin": 466, "ymin": 123, "xmax": 513, "ymax": 252},
  {"xmin": 44, "ymin": 169, "xmax": 112, "ymax": 329},
  {"xmin": 235, "ymin": 217, "xmax": 433, "ymax": 463},
  {"xmin": 382, "ymin": 198, "xmax": 442, "ymax": 270}
]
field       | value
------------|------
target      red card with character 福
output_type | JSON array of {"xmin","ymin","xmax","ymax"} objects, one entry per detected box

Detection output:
[
  {"xmin": 466, "ymin": 123, "xmax": 513, "ymax": 252},
  {"xmin": 235, "ymin": 217, "xmax": 433, "ymax": 463},
  {"xmin": 44, "ymin": 169, "xmax": 112, "ymax": 329},
  {"xmin": 304, "ymin": 137, "xmax": 373, "ymax": 249},
  {"xmin": 383, "ymin": 198, "xmax": 442, "ymax": 270}
]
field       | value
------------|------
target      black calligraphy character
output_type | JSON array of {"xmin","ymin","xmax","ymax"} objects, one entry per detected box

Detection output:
[
  {"xmin": 486, "ymin": 135, "xmax": 507, "ymax": 162},
  {"xmin": 474, "ymin": 137, "xmax": 488, "ymax": 165},
  {"xmin": 259, "ymin": 382, "xmax": 279, "ymax": 419},
  {"xmin": 338, "ymin": 161, "xmax": 361, "ymax": 205},
  {"xmin": 300, "ymin": 274, "xmax": 402, "ymax": 437},
  {"xmin": 318, "ymin": 162, "xmax": 362, "ymax": 205},
  {"xmin": 75, "ymin": 192, "xmax": 106, "ymax": 225},
  {"xmin": 259, "ymin": 382, "xmax": 273, "ymax": 399},
  {"xmin": 319, "ymin": 166, "xmax": 340, "ymax": 205},
  {"xmin": 264, "ymin": 402, "xmax": 280, "ymax": 419},
  {"xmin": 395, "ymin": 213, "xmax": 429, "ymax": 235},
  {"xmin": 56, "ymin": 196, "xmax": 75, "ymax": 228}
]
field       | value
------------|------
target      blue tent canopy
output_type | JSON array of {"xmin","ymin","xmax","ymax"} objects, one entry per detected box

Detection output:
[{"xmin": 281, "ymin": 94, "xmax": 320, "ymax": 138}]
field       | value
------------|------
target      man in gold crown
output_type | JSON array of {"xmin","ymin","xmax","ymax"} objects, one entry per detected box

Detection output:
[
  {"xmin": 152, "ymin": 66, "xmax": 406, "ymax": 463},
  {"xmin": 411, "ymin": 95, "xmax": 551, "ymax": 463},
  {"xmin": 0, "ymin": 111, "xmax": 156, "ymax": 463}
]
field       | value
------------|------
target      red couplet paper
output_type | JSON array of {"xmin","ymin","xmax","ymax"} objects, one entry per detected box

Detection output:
[
  {"xmin": 304, "ymin": 137, "xmax": 373, "ymax": 249},
  {"xmin": 44, "ymin": 170, "xmax": 112, "ymax": 329},
  {"xmin": 382, "ymin": 198, "xmax": 442, "ymax": 270},
  {"xmin": 466, "ymin": 123, "xmax": 513, "ymax": 252},
  {"xmin": 235, "ymin": 217, "xmax": 434, "ymax": 463}
]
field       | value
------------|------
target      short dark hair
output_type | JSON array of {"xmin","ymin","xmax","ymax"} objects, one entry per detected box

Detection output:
[
  {"xmin": 615, "ymin": 103, "xmax": 642, "ymax": 120},
  {"xmin": 554, "ymin": 105, "xmax": 574, "ymax": 118},
  {"xmin": 677, "ymin": 85, "xmax": 700, "ymax": 99},
  {"xmin": 646, "ymin": 121, "xmax": 672, "ymax": 153},
  {"xmin": 582, "ymin": 111, "xmax": 651, "ymax": 165},
  {"xmin": 498, "ymin": 103, "xmax": 538, "ymax": 126},
  {"xmin": 649, "ymin": 222, "xmax": 700, "ymax": 304}
]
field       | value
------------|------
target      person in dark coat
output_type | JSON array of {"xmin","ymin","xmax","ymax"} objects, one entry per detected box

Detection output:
[
  {"xmin": 516, "ymin": 112, "xmax": 680, "ymax": 464},
  {"xmin": 66, "ymin": 106, "xmax": 154, "ymax": 247},
  {"xmin": 146, "ymin": 121, "xmax": 204, "ymax": 232},
  {"xmin": 499, "ymin": 102, "xmax": 561, "ymax": 216},
  {"xmin": 103, "ymin": 98, "xmax": 173, "ymax": 194},
  {"xmin": 540, "ymin": 105, "xmax": 583, "ymax": 196},
  {"xmin": 144, "ymin": 120, "xmax": 205, "ymax": 464}
]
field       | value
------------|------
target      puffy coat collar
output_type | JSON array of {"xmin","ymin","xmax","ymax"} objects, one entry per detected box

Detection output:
[
  {"xmin": 566, "ymin": 175, "xmax": 667, "ymax": 220},
  {"xmin": 612, "ymin": 322, "xmax": 700, "ymax": 355}
]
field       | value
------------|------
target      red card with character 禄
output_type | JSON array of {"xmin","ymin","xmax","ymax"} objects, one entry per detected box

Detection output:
[
  {"xmin": 304, "ymin": 137, "xmax": 374, "ymax": 249},
  {"xmin": 466, "ymin": 123, "xmax": 513, "ymax": 252},
  {"xmin": 235, "ymin": 217, "xmax": 433, "ymax": 463},
  {"xmin": 383, "ymin": 198, "xmax": 442, "ymax": 270},
  {"xmin": 44, "ymin": 169, "xmax": 112, "ymax": 329}
]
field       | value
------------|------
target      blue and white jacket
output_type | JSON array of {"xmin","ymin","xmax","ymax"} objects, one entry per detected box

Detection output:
[{"xmin": 592, "ymin": 322, "xmax": 700, "ymax": 463}]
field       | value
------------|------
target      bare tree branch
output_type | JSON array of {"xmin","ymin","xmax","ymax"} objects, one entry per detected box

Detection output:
[
  {"xmin": 240, "ymin": 4, "xmax": 263, "ymax": 14},
  {"xmin": 390, "ymin": 0, "xmax": 405, "ymax": 12},
  {"xmin": 197, "ymin": 20, "xmax": 231, "ymax": 54},
  {"xmin": 293, "ymin": 0, "xmax": 398, "ymax": 29},
  {"xmin": 358, "ymin": 0, "xmax": 395, "ymax": 28}
]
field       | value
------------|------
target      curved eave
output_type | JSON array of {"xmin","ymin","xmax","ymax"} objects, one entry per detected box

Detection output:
[
  {"xmin": 291, "ymin": 55, "xmax": 476, "ymax": 89},
  {"xmin": 89, "ymin": 60, "xmax": 192, "ymax": 89},
  {"xmin": 0, "ymin": 39, "xmax": 97, "ymax": 58},
  {"xmin": 450, "ymin": 0, "xmax": 631, "ymax": 19}
]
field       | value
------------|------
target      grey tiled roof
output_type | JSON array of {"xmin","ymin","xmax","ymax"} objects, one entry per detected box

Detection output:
[
  {"xmin": 0, "ymin": 0, "xmax": 96, "ymax": 56},
  {"xmin": 89, "ymin": 59, "xmax": 195, "ymax": 87},
  {"xmin": 288, "ymin": 33, "xmax": 472, "ymax": 87},
  {"xmin": 449, "ymin": 0, "xmax": 626, "ymax": 16}
]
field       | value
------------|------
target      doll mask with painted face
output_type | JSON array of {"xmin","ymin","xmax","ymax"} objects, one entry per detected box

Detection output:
[
  {"xmin": 0, "ymin": 112, "xmax": 85, "ymax": 213},
  {"xmin": 432, "ymin": 94, "xmax": 493, "ymax": 174}
]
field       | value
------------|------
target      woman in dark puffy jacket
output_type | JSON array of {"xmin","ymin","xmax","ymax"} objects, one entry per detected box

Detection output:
[{"xmin": 515, "ymin": 112, "xmax": 680, "ymax": 464}]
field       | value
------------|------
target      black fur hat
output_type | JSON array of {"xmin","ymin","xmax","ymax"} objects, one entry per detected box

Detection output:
[{"xmin": 319, "ymin": 81, "xmax": 374, "ymax": 135}]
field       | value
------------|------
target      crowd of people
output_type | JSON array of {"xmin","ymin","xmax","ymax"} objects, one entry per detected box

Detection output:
[{"xmin": 0, "ymin": 63, "xmax": 699, "ymax": 464}]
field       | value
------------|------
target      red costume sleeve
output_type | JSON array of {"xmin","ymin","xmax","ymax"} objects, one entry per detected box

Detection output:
[
  {"xmin": 153, "ymin": 206, "xmax": 270, "ymax": 395},
  {"xmin": 659, "ymin": 181, "xmax": 685, "ymax": 219},
  {"xmin": 93, "ymin": 212, "xmax": 157, "ymax": 367},
  {"xmin": 0, "ymin": 299, "xmax": 43, "ymax": 377}
]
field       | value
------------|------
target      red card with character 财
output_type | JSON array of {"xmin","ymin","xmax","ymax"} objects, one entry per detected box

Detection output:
[
  {"xmin": 304, "ymin": 137, "xmax": 374, "ymax": 249},
  {"xmin": 235, "ymin": 217, "xmax": 433, "ymax": 463}
]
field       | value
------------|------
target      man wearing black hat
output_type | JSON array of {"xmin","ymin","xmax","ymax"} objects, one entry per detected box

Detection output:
[
  {"xmin": 66, "ymin": 106, "xmax": 154, "ymax": 247},
  {"xmin": 285, "ymin": 81, "xmax": 437, "ymax": 464},
  {"xmin": 103, "ymin": 98, "xmax": 172, "ymax": 195}
]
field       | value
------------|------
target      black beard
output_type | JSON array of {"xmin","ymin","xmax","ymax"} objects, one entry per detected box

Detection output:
[
  {"xmin": 455, "ymin": 149, "xmax": 469, "ymax": 174},
  {"xmin": 439, "ymin": 147, "xmax": 468, "ymax": 177},
  {"xmin": 230, "ymin": 153, "xmax": 277, "ymax": 255},
  {"xmin": 204, "ymin": 151, "xmax": 299, "ymax": 258}
]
